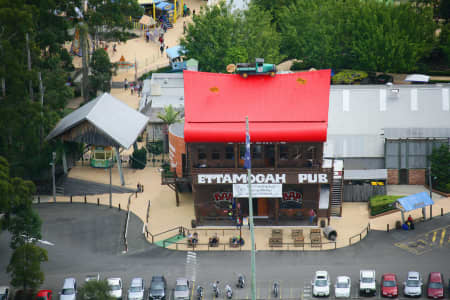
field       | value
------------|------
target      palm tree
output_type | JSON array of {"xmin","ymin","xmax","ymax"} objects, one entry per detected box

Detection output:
[{"xmin": 157, "ymin": 105, "xmax": 182, "ymax": 162}]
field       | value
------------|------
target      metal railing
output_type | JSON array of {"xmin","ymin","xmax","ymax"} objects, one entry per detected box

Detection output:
[{"xmin": 349, "ymin": 223, "xmax": 371, "ymax": 245}]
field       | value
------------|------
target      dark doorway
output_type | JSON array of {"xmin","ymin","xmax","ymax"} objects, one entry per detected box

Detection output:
[
  {"xmin": 182, "ymin": 154, "xmax": 187, "ymax": 177},
  {"xmin": 399, "ymin": 169, "xmax": 409, "ymax": 184},
  {"xmin": 239, "ymin": 198, "xmax": 258, "ymax": 216}
]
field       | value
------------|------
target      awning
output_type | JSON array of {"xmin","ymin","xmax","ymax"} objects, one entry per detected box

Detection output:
[
  {"xmin": 166, "ymin": 45, "xmax": 184, "ymax": 60},
  {"xmin": 396, "ymin": 192, "xmax": 434, "ymax": 212},
  {"xmin": 156, "ymin": 1, "xmax": 173, "ymax": 10}
]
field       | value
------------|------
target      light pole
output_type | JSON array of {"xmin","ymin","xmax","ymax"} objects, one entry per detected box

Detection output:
[
  {"xmin": 51, "ymin": 152, "xmax": 56, "ymax": 202},
  {"xmin": 428, "ymin": 166, "xmax": 433, "ymax": 219}
]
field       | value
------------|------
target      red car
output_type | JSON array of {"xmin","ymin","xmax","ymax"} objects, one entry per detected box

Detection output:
[
  {"xmin": 427, "ymin": 272, "xmax": 444, "ymax": 299},
  {"xmin": 36, "ymin": 290, "xmax": 53, "ymax": 300},
  {"xmin": 381, "ymin": 273, "xmax": 398, "ymax": 298}
]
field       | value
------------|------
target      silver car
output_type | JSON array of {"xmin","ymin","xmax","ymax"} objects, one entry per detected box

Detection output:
[
  {"xmin": 128, "ymin": 277, "xmax": 144, "ymax": 300},
  {"xmin": 404, "ymin": 271, "xmax": 422, "ymax": 297},
  {"xmin": 174, "ymin": 278, "xmax": 190, "ymax": 300},
  {"xmin": 59, "ymin": 278, "xmax": 77, "ymax": 300}
]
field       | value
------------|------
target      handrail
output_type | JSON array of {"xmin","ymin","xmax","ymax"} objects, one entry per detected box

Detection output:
[
  {"xmin": 349, "ymin": 223, "xmax": 371, "ymax": 245},
  {"xmin": 123, "ymin": 193, "xmax": 133, "ymax": 253}
]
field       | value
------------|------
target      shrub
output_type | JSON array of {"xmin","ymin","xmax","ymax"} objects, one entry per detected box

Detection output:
[
  {"xmin": 369, "ymin": 195, "xmax": 402, "ymax": 216},
  {"xmin": 131, "ymin": 147, "xmax": 147, "ymax": 169},
  {"xmin": 332, "ymin": 70, "xmax": 368, "ymax": 84}
]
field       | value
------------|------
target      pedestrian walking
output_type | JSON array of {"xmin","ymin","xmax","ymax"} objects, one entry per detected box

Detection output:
[
  {"xmin": 124, "ymin": 78, "xmax": 128, "ymax": 90},
  {"xmin": 138, "ymin": 82, "xmax": 143, "ymax": 97},
  {"xmin": 146, "ymin": 30, "xmax": 150, "ymax": 42},
  {"xmin": 112, "ymin": 43, "xmax": 117, "ymax": 54},
  {"xmin": 160, "ymin": 42, "xmax": 165, "ymax": 56},
  {"xmin": 309, "ymin": 208, "xmax": 316, "ymax": 225},
  {"xmin": 130, "ymin": 82, "xmax": 134, "ymax": 95}
]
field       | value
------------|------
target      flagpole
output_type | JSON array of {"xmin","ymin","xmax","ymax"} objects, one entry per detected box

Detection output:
[{"xmin": 246, "ymin": 116, "xmax": 257, "ymax": 300}]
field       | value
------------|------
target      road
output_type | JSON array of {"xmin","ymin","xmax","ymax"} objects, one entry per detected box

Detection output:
[{"xmin": 0, "ymin": 203, "xmax": 449, "ymax": 299}]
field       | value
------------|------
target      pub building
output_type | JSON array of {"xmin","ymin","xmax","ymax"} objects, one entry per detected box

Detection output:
[{"xmin": 166, "ymin": 69, "xmax": 343, "ymax": 225}]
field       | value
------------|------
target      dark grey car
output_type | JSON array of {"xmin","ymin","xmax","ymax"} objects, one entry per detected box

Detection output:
[{"xmin": 149, "ymin": 276, "xmax": 167, "ymax": 300}]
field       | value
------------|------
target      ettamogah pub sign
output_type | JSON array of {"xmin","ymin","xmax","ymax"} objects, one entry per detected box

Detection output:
[{"xmin": 197, "ymin": 173, "xmax": 329, "ymax": 184}]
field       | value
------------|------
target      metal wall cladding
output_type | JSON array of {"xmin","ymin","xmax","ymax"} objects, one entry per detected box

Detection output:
[{"xmin": 385, "ymin": 140, "xmax": 447, "ymax": 169}]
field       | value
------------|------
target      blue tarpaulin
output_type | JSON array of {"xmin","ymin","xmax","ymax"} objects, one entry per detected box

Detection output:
[
  {"xmin": 396, "ymin": 192, "xmax": 434, "ymax": 212},
  {"xmin": 156, "ymin": 1, "xmax": 173, "ymax": 10},
  {"xmin": 166, "ymin": 45, "xmax": 184, "ymax": 60}
]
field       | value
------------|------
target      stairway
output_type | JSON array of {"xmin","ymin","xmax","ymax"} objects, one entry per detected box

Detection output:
[{"xmin": 330, "ymin": 177, "xmax": 343, "ymax": 216}]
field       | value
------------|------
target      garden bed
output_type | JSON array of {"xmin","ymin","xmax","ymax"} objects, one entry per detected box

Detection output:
[{"xmin": 369, "ymin": 195, "xmax": 402, "ymax": 216}]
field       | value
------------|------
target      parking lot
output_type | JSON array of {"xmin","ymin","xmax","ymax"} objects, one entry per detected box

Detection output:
[{"xmin": 394, "ymin": 225, "xmax": 450, "ymax": 255}]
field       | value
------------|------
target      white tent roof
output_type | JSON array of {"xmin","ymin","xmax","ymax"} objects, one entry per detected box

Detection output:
[{"xmin": 46, "ymin": 93, "xmax": 149, "ymax": 149}]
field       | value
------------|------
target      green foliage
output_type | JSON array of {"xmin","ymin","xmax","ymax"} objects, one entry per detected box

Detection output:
[
  {"xmin": 89, "ymin": 49, "xmax": 114, "ymax": 96},
  {"xmin": 9, "ymin": 207, "xmax": 42, "ymax": 249},
  {"xmin": 7, "ymin": 243, "xmax": 48, "ymax": 291},
  {"xmin": 332, "ymin": 70, "xmax": 368, "ymax": 84},
  {"xmin": 131, "ymin": 147, "xmax": 147, "ymax": 169},
  {"xmin": 157, "ymin": 105, "xmax": 182, "ymax": 126},
  {"xmin": 279, "ymin": 0, "xmax": 437, "ymax": 72},
  {"xmin": 429, "ymin": 144, "xmax": 450, "ymax": 193},
  {"xmin": 369, "ymin": 195, "xmax": 402, "ymax": 216},
  {"xmin": 147, "ymin": 141, "xmax": 163, "ymax": 155},
  {"xmin": 439, "ymin": 23, "xmax": 450, "ymax": 65},
  {"xmin": 180, "ymin": 3, "xmax": 283, "ymax": 72},
  {"xmin": 78, "ymin": 279, "xmax": 115, "ymax": 300}
]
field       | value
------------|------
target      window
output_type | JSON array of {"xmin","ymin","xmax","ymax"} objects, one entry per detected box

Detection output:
[
  {"xmin": 198, "ymin": 147, "xmax": 206, "ymax": 160},
  {"xmin": 280, "ymin": 145, "xmax": 289, "ymax": 160},
  {"xmin": 252, "ymin": 145, "xmax": 263, "ymax": 159},
  {"xmin": 239, "ymin": 144, "xmax": 246, "ymax": 159},
  {"xmin": 225, "ymin": 146, "xmax": 234, "ymax": 160},
  {"xmin": 212, "ymin": 148, "xmax": 220, "ymax": 160}
]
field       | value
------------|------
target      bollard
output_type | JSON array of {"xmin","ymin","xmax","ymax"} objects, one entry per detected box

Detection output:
[
  {"xmin": 84, "ymin": 195, "xmax": 87, "ymax": 204},
  {"xmin": 70, "ymin": 195, "xmax": 72, "ymax": 203},
  {"xmin": 387, "ymin": 224, "xmax": 389, "ymax": 232},
  {"xmin": 142, "ymin": 185, "xmax": 144, "ymax": 192},
  {"xmin": 97, "ymin": 198, "xmax": 100, "ymax": 206},
  {"xmin": 118, "ymin": 203, "xmax": 121, "ymax": 211},
  {"xmin": 136, "ymin": 192, "xmax": 138, "ymax": 198},
  {"xmin": 441, "ymin": 208, "xmax": 443, "ymax": 216}
]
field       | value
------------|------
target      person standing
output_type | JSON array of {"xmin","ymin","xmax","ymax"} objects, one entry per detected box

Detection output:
[
  {"xmin": 160, "ymin": 42, "xmax": 165, "ymax": 56},
  {"xmin": 124, "ymin": 78, "xmax": 128, "ymax": 90},
  {"xmin": 309, "ymin": 208, "xmax": 316, "ymax": 225}
]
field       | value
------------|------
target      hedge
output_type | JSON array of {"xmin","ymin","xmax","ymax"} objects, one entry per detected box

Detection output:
[{"xmin": 369, "ymin": 195, "xmax": 403, "ymax": 216}]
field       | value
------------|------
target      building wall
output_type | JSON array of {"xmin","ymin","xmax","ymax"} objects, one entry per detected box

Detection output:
[
  {"xmin": 409, "ymin": 169, "xmax": 425, "ymax": 185},
  {"xmin": 387, "ymin": 169, "xmax": 399, "ymax": 185},
  {"xmin": 168, "ymin": 129, "xmax": 186, "ymax": 178}
]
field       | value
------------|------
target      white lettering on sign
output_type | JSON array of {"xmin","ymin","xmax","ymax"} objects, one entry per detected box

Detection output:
[
  {"xmin": 298, "ymin": 173, "xmax": 328, "ymax": 183},
  {"xmin": 198, "ymin": 173, "xmax": 286, "ymax": 184}
]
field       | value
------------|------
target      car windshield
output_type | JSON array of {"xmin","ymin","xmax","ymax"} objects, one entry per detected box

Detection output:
[
  {"xmin": 362, "ymin": 277, "xmax": 374, "ymax": 283},
  {"xmin": 315, "ymin": 280, "xmax": 328, "ymax": 287},
  {"xmin": 62, "ymin": 288, "xmax": 75, "ymax": 295},
  {"xmin": 336, "ymin": 282, "xmax": 349, "ymax": 288},
  {"xmin": 429, "ymin": 282, "xmax": 443, "ymax": 289},
  {"xmin": 407, "ymin": 280, "xmax": 420, "ymax": 287},
  {"xmin": 383, "ymin": 281, "xmax": 396, "ymax": 287},
  {"xmin": 110, "ymin": 285, "xmax": 121, "ymax": 291},
  {"xmin": 152, "ymin": 283, "xmax": 165, "ymax": 290},
  {"xmin": 175, "ymin": 285, "xmax": 188, "ymax": 292},
  {"xmin": 129, "ymin": 286, "xmax": 142, "ymax": 292}
]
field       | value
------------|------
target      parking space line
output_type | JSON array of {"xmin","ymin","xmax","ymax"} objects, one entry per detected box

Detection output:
[
  {"xmin": 440, "ymin": 228, "xmax": 446, "ymax": 246},
  {"xmin": 432, "ymin": 231, "xmax": 437, "ymax": 243},
  {"xmin": 191, "ymin": 281, "xmax": 195, "ymax": 300}
]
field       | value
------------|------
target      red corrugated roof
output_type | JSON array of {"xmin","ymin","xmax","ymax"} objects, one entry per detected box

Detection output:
[{"xmin": 183, "ymin": 69, "xmax": 331, "ymax": 142}]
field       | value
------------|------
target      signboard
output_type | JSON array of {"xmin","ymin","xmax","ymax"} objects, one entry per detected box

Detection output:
[
  {"xmin": 197, "ymin": 173, "xmax": 329, "ymax": 184},
  {"xmin": 233, "ymin": 184, "xmax": 282, "ymax": 198}
]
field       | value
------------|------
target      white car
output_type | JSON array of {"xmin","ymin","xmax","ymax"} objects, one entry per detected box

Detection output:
[
  {"xmin": 312, "ymin": 271, "xmax": 331, "ymax": 297},
  {"xmin": 403, "ymin": 271, "xmax": 422, "ymax": 297},
  {"xmin": 59, "ymin": 278, "xmax": 77, "ymax": 300},
  {"xmin": 335, "ymin": 276, "xmax": 351, "ymax": 298},
  {"xmin": 128, "ymin": 277, "xmax": 144, "ymax": 300},
  {"xmin": 359, "ymin": 270, "xmax": 376, "ymax": 296},
  {"xmin": 107, "ymin": 277, "xmax": 123, "ymax": 300}
]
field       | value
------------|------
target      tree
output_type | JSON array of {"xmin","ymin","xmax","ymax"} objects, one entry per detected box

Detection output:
[
  {"xmin": 429, "ymin": 144, "xmax": 450, "ymax": 193},
  {"xmin": 8, "ymin": 207, "xmax": 42, "ymax": 249},
  {"xmin": 89, "ymin": 48, "xmax": 115, "ymax": 97},
  {"xmin": 180, "ymin": 3, "xmax": 282, "ymax": 73},
  {"xmin": 157, "ymin": 105, "xmax": 182, "ymax": 161},
  {"xmin": 7, "ymin": 243, "xmax": 48, "ymax": 291},
  {"xmin": 78, "ymin": 280, "xmax": 115, "ymax": 300},
  {"xmin": 278, "ymin": 0, "xmax": 436, "ymax": 72}
]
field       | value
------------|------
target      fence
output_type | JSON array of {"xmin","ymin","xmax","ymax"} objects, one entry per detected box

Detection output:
[
  {"xmin": 349, "ymin": 223, "xmax": 371, "ymax": 245},
  {"xmin": 123, "ymin": 193, "xmax": 133, "ymax": 253}
]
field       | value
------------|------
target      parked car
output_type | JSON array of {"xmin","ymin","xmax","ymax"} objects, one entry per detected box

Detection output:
[
  {"xmin": 359, "ymin": 270, "xmax": 376, "ymax": 296},
  {"xmin": 149, "ymin": 276, "xmax": 167, "ymax": 300},
  {"xmin": 59, "ymin": 278, "xmax": 77, "ymax": 300},
  {"xmin": 427, "ymin": 272, "xmax": 444, "ymax": 299},
  {"xmin": 0, "ymin": 286, "xmax": 9, "ymax": 300},
  {"xmin": 404, "ymin": 271, "xmax": 423, "ymax": 297},
  {"xmin": 174, "ymin": 278, "xmax": 190, "ymax": 300},
  {"xmin": 381, "ymin": 274, "xmax": 398, "ymax": 298},
  {"xmin": 335, "ymin": 276, "xmax": 351, "ymax": 298},
  {"xmin": 128, "ymin": 278, "xmax": 144, "ymax": 300},
  {"xmin": 312, "ymin": 271, "xmax": 331, "ymax": 297},
  {"xmin": 85, "ymin": 273, "xmax": 100, "ymax": 282},
  {"xmin": 36, "ymin": 290, "xmax": 53, "ymax": 300},
  {"xmin": 107, "ymin": 278, "xmax": 123, "ymax": 300}
]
